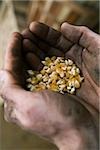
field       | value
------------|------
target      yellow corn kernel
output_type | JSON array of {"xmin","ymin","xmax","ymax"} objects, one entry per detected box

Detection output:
[
  {"xmin": 45, "ymin": 59, "xmax": 52, "ymax": 66},
  {"xmin": 57, "ymin": 79, "xmax": 66, "ymax": 85},
  {"xmin": 49, "ymin": 83, "xmax": 59, "ymax": 92},
  {"xmin": 76, "ymin": 75, "xmax": 84, "ymax": 83},
  {"xmin": 40, "ymin": 69, "xmax": 46, "ymax": 75},
  {"xmin": 46, "ymin": 68, "xmax": 51, "ymax": 73},
  {"xmin": 74, "ymin": 80, "xmax": 80, "ymax": 88},
  {"xmin": 67, "ymin": 66, "xmax": 72, "ymax": 71},
  {"xmin": 30, "ymin": 86, "xmax": 36, "ymax": 91},
  {"xmin": 56, "ymin": 67, "xmax": 61, "ymax": 73},
  {"xmin": 31, "ymin": 77, "xmax": 38, "ymax": 84}
]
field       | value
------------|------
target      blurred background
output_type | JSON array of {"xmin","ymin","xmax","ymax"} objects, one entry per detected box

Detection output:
[{"xmin": 0, "ymin": 0, "xmax": 99, "ymax": 150}]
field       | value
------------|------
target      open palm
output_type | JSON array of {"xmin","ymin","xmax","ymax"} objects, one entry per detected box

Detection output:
[{"xmin": 22, "ymin": 22, "xmax": 99, "ymax": 111}]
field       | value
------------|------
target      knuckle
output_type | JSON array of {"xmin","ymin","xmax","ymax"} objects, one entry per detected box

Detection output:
[
  {"xmin": 12, "ymin": 32, "xmax": 22, "ymax": 40},
  {"xmin": 80, "ymin": 26, "xmax": 90, "ymax": 33}
]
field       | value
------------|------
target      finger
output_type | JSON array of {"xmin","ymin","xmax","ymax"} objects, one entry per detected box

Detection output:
[
  {"xmin": 23, "ymin": 38, "xmax": 64, "ymax": 58},
  {"xmin": 61, "ymin": 22, "xmax": 100, "ymax": 53},
  {"xmin": 25, "ymin": 53, "xmax": 43, "ymax": 71},
  {"xmin": 34, "ymin": 39, "xmax": 64, "ymax": 57},
  {"xmin": 23, "ymin": 39, "xmax": 45, "ymax": 60},
  {"xmin": 22, "ymin": 28, "xmax": 38, "ymax": 44},
  {"xmin": 65, "ymin": 44, "xmax": 83, "ymax": 69},
  {"xmin": 4, "ymin": 32, "xmax": 23, "ymax": 74},
  {"xmin": 29, "ymin": 21, "xmax": 73, "ymax": 52}
]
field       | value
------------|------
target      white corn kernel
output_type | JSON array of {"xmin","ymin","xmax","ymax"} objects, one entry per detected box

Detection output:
[
  {"xmin": 59, "ymin": 72, "xmax": 64, "ymax": 78},
  {"xmin": 67, "ymin": 86, "xmax": 71, "ymax": 90},
  {"xmin": 27, "ymin": 84, "xmax": 32, "ymax": 88},
  {"xmin": 30, "ymin": 86, "xmax": 36, "ymax": 91},
  {"xmin": 26, "ymin": 78, "xmax": 31, "ymax": 82},
  {"xmin": 27, "ymin": 70, "xmax": 34, "ymax": 75},
  {"xmin": 59, "ymin": 84, "xmax": 66, "ymax": 89},
  {"xmin": 67, "ymin": 66, "xmax": 72, "ymax": 70},
  {"xmin": 43, "ymin": 77, "xmax": 49, "ymax": 82},
  {"xmin": 45, "ymin": 57, "xmax": 50, "ymax": 61},
  {"xmin": 68, "ymin": 59, "xmax": 73, "ymax": 65},
  {"xmin": 51, "ymin": 56, "xmax": 56, "ymax": 61},
  {"xmin": 57, "ymin": 79, "xmax": 65, "ymax": 85},
  {"xmin": 43, "ymin": 66, "xmax": 48, "ymax": 70},
  {"xmin": 76, "ymin": 68, "xmax": 80, "ymax": 73},
  {"xmin": 42, "ymin": 61, "xmax": 46, "ymax": 65},
  {"xmin": 36, "ymin": 74, "xmax": 42, "ymax": 80},
  {"xmin": 46, "ymin": 68, "xmax": 51, "ymax": 73},
  {"xmin": 65, "ymin": 60, "xmax": 68, "ymax": 65},
  {"xmin": 80, "ymin": 77, "xmax": 84, "ymax": 82},
  {"xmin": 70, "ymin": 87, "xmax": 75, "ymax": 94}
]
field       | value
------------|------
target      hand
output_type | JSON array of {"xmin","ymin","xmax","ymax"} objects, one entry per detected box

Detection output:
[
  {"xmin": 23, "ymin": 22, "xmax": 99, "ymax": 111},
  {"xmin": 61, "ymin": 23, "xmax": 100, "ymax": 111},
  {"xmin": 0, "ymin": 22, "xmax": 99, "ymax": 150}
]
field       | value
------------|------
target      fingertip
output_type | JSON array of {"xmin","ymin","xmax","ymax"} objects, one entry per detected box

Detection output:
[
  {"xmin": 61, "ymin": 22, "xmax": 70, "ymax": 31},
  {"xmin": 29, "ymin": 21, "xmax": 49, "ymax": 38},
  {"xmin": 11, "ymin": 32, "xmax": 22, "ymax": 40},
  {"xmin": 29, "ymin": 21, "xmax": 40, "ymax": 32},
  {"xmin": 6, "ymin": 32, "xmax": 22, "ymax": 53}
]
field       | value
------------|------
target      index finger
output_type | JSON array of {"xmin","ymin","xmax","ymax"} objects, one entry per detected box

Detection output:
[{"xmin": 29, "ymin": 21, "xmax": 73, "ymax": 52}]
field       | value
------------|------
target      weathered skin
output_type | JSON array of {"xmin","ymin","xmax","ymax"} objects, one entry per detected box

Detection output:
[{"xmin": 0, "ymin": 22, "xmax": 99, "ymax": 150}]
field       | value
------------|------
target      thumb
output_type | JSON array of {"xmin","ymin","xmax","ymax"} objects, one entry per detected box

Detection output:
[
  {"xmin": 61, "ymin": 22, "xmax": 100, "ymax": 53},
  {"xmin": 61, "ymin": 22, "xmax": 82, "ymax": 43}
]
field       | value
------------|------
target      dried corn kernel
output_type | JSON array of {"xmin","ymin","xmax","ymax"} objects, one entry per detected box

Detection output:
[
  {"xmin": 74, "ymin": 80, "xmax": 80, "ymax": 88},
  {"xmin": 70, "ymin": 87, "xmax": 75, "ymax": 94},
  {"xmin": 26, "ymin": 56, "xmax": 84, "ymax": 94},
  {"xmin": 68, "ymin": 59, "xmax": 73, "ymax": 65},
  {"xmin": 36, "ymin": 74, "xmax": 42, "ymax": 80}
]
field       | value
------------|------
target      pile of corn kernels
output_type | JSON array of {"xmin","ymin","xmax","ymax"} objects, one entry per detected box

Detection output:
[{"xmin": 27, "ymin": 56, "xmax": 84, "ymax": 94}]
